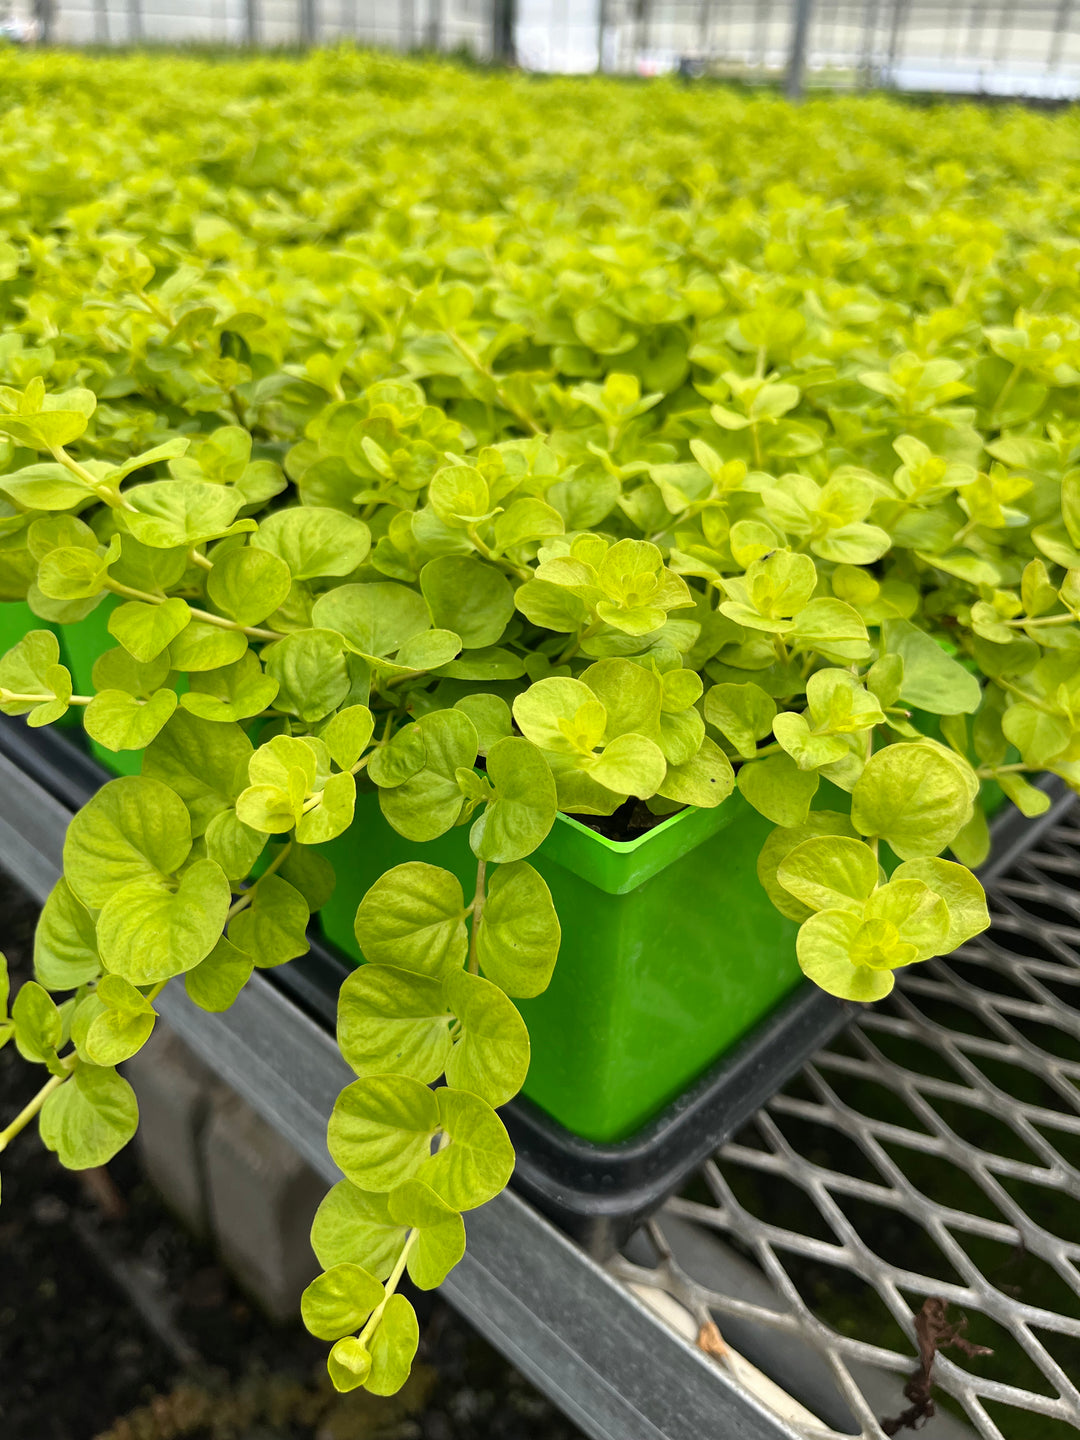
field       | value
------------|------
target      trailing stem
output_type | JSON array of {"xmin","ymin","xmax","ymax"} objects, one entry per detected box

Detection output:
[{"xmin": 0, "ymin": 1069, "xmax": 68, "ymax": 1154}]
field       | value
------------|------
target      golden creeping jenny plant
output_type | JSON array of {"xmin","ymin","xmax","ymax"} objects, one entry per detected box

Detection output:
[{"xmin": 1, "ymin": 48, "xmax": 1080, "ymax": 1392}]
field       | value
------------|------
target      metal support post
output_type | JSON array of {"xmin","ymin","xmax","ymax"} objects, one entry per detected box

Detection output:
[
  {"xmin": 597, "ymin": 0, "xmax": 608, "ymax": 71},
  {"xmin": 1049, "ymin": 0, "xmax": 1073, "ymax": 68},
  {"xmin": 785, "ymin": 0, "xmax": 815, "ymax": 99},
  {"xmin": 635, "ymin": 0, "xmax": 652, "ymax": 66},
  {"xmin": 755, "ymin": 0, "xmax": 774, "ymax": 69},
  {"xmin": 128, "ymin": 0, "xmax": 142, "ymax": 41},
  {"xmin": 993, "ymin": 0, "xmax": 1014, "ymax": 64},
  {"xmin": 34, "ymin": 0, "xmax": 55, "ymax": 42},
  {"xmin": 858, "ymin": 0, "xmax": 880, "ymax": 85},
  {"xmin": 426, "ymin": 0, "xmax": 443, "ymax": 50},
  {"xmin": 885, "ymin": 0, "xmax": 909, "ymax": 81},
  {"xmin": 696, "ymin": 0, "xmax": 711, "ymax": 57},
  {"xmin": 298, "ymin": 0, "xmax": 316, "ymax": 44},
  {"xmin": 244, "ymin": 0, "xmax": 260, "ymax": 46},
  {"xmin": 491, "ymin": 0, "xmax": 515, "ymax": 62}
]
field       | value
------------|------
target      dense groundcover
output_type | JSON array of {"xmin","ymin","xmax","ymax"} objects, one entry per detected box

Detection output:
[{"xmin": 4, "ymin": 46, "xmax": 1080, "ymax": 1407}]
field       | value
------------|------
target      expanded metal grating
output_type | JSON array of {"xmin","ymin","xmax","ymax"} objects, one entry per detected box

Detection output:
[{"xmin": 613, "ymin": 799, "xmax": 1080, "ymax": 1440}]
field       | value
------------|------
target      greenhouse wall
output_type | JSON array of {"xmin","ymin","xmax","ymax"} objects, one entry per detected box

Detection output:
[{"xmin": 6, "ymin": 0, "xmax": 1080, "ymax": 99}]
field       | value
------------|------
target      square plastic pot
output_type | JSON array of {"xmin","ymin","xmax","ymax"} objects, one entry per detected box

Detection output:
[
  {"xmin": 319, "ymin": 788, "xmax": 807, "ymax": 1144},
  {"xmin": 0, "ymin": 599, "xmax": 50, "ymax": 654},
  {"xmin": 61, "ymin": 596, "xmax": 142, "ymax": 777},
  {"xmin": 52, "ymin": 597, "xmax": 1010, "ymax": 1144}
]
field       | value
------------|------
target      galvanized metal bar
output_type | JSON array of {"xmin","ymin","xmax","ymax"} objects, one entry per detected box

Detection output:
[
  {"xmin": 696, "ymin": 0, "xmax": 712, "ymax": 53},
  {"xmin": 885, "ymin": 0, "xmax": 909, "ymax": 75},
  {"xmin": 786, "ymin": 0, "xmax": 815, "ymax": 97},
  {"xmin": 426, "ymin": 0, "xmax": 443, "ymax": 50},
  {"xmin": 491, "ymin": 0, "xmax": 515, "ymax": 61},
  {"xmin": 298, "ymin": 0, "xmax": 316, "ymax": 44},
  {"xmin": 859, "ymin": 0, "xmax": 880, "ymax": 83},
  {"xmin": 400, "ymin": 0, "xmax": 414, "ymax": 48},
  {"xmin": 755, "ymin": 0, "xmax": 774, "ymax": 67},
  {"xmin": 1049, "ymin": 0, "xmax": 1074, "ymax": 66},
  {"xmin": 994, "ymin": 0, "xmax": 1015, "ymax": 63}
]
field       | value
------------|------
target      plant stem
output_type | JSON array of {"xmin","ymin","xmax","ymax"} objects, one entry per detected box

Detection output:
[
  {"xmin": 465, "ymin": 525, "xmax": 531, "ymax": 583},
  {"xmin": 445, "ymin": 331, "xmax": 541, "ymax": 436},
  {"xmin": 226, "ymin": 840, "xmax": 293, "ymax": 919},
  {"xmin": 134, "ymin": 286, "xmax": 174, "ymax": 329},
  {"xmin": 554, "ymin": 620, "xmax": 601, "ymax": 667},
  {"xmin": 49, "ymin": 445, "xmax": 136, "ymax": 512},
  {"xmin": 102, "ymin": 580, "xmax": 282, "ymax": 641},
  {"xmin": 0, "ymin": 689, "xmax": 92, "ymax": 706},
  {"xmin": 355, "ymin": 1128, "xmax": 452, "ymax": 1345},
  {"xmin": 1006, "ymin": 612, "xmax": 1075, "ymax": 628},
  {"xmin": 992, "ymin": 363, "xmax": 1022, "ymax": 421},
  {"xmin": 359, "ymin": 1230, "xmax": 420, "ymax": 1344},
  {"xmin": 0, "ymin": 1071, "xmax": 67, "ymax": 1154},
  {"xmin": 996, "ymin": 678, "xmax": 1057, "ymax": 715}
]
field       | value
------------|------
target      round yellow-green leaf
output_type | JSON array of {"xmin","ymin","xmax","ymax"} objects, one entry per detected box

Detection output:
[
  {"xmin": 39, "ymin": 1062, "xmax": 139, "ymax": 1170},
  {"xmin": 301, "ymin": 1263, "xmax": 384, "ymax": 1342},
  {"xmin": 417, "ymin": 1088, "xmax": 514, "ymax": 1211},
  {"xmin": 893, "ymin": 857, "xmax": 991, "ymax": 951},
  {"xmin": 327, "ymin": 1337, "xmax": 372, "ymax": 1394},
  {"xmin": 444, "ymin": 970, "xmax": 530, "ymax": 1107},
  {"xmin": 97, "ymin": 858, "xmax": 231, "ymax": 985},
  {"xmin": 777, "ymin": 836, "xmax": 879, "ymax": 915},
  {"xmin": 796, "ymin": 910, "xmax": 896, "ymax": 1003},
  {"xmin": 353, "ymin": 863, "xmax": 468, "ymax": 977},
  {"xmin": 34, "ymin": 878, "xmax": 102, "ymax": 991},
  {"xmin": 328, "ymin": 1074, "xmax": 439, "ymax": 1193},
  {"xmin": 206, "ymin": 545, "xmax": 292, "ymax": 626},
  {"xmin": 737, "ymin": 751, "xmax": 819, "ymax": 828},
  {"xmin": 64, "ymin": 776, "xmax": 192, "ymax": 910},
  {"xmin": 474, "ymin": 861, "xmax": 560, "ymax": 998},
  {"xmin": 84, "ymin": 687, "xmax": 178, "ymax": 752},
  {"xmin": 184, "ymin": 936, "xmax": 254, "ymax": 1013},
  {"xmin": 366, "ymin": 1293, "xmax": 419, "ymax": 1397},
  {"xmin": 253, "ymin": 506, "xmax": 371, "ymax": 580},
  {"xmin": 851, "ymin": 744, "xmax": 974, "ymax": 860},
  {"xmin": 311, "ymin": 1181, "xmax": 406, "ymax": 1281},
  {"xmin": 469, "ymin": 736, "xmax": 557, "ymax": 863},
  {"xmin": 337, "ymin": 965, "xmax": 452, "ymax": 1083},
  {"xmin": 388, "ymin": 1179, "xmax": 466, "ymax": 1291}
]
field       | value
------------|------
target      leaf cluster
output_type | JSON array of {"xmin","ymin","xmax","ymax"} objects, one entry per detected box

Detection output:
[{"xmin": 3, "ymin": 50, "xmax": 1080, "ymax": 1396}]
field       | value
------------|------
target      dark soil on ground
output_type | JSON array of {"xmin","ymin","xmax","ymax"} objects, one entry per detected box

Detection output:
[{"xmin": 0, "ymin": 877, "xmax": 585, "ymax": 1440}]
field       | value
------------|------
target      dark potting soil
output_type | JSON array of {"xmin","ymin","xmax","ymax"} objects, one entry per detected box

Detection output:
[
  {"xmin": 0, "ymin": 877, "xmax": 585, "ymax": 1440},
  {"xmin": 570, "ymin": 796, "xmax": 673, "ymax": 842},
  {"xmin": 472, "ymin": 753, "xmax": 676, "ymax": 843}
]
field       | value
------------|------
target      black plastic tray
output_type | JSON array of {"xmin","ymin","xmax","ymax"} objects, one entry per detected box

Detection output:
[{"xmin": 0, "ymin": 714, "xmax": 1047, "ymax": 1258}]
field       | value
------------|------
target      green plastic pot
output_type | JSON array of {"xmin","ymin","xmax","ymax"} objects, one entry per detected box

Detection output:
[
  {"xmin": 53, "ymin": 598, "xmax": 1011, "ymax": 1142},
  {"xmin": 0, "ymin": 599, "xmax": 48, "ymax": 656},
  {"xmin": 318, "ymin": 788, "xmax": 806, "ymax": 1144},
  {"xmin": 61, "ymin": 596, "xmax": 142, "ymax": 777}
]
